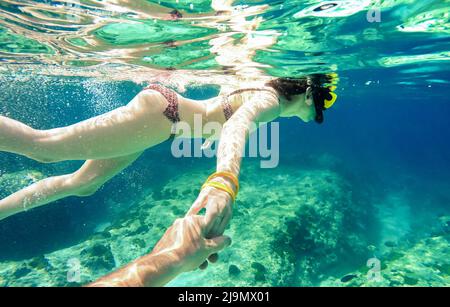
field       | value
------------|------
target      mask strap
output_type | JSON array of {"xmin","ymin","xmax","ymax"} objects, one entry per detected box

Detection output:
[{"xmin": 305, "ymin": 86, "xmax": 313, "ymax": 106}]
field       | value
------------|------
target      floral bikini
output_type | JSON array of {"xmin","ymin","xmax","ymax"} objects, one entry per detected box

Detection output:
[
  {"xmin": 145, "ymin": 84, "xmax": 181, "ymax": 124},
  {"xmin": 144, "ymin": 84, "xmax": 278, "ymax": 135}
]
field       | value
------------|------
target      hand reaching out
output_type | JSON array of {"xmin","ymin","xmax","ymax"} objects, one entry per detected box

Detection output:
[
  {"xmin": 89, "ymin": 214, "xmax": 231, "ymax": 287},
  {"xmin": 186, "ymin": 178, "xmax": 234, "ymax": 238},
  {"xmin": 90, "ymin": 173, "xmax": 237, "ymax": 287}
]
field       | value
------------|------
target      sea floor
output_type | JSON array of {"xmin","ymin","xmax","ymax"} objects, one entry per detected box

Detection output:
[{"xmin": 0, "ymin": 159, "xmax": 449, "ymax": 287}]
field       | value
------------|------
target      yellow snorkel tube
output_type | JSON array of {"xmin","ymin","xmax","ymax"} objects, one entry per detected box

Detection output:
[
  {"xmin": 308, "ymin": 72, "xmax": 339, "ymax": 123},
  {"xmin": 324, "ymin": 73, "xmax": 339, "ymax": 109}
]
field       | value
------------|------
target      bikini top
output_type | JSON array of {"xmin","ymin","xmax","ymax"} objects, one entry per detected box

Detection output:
[
  {"xmin": 221, "ymin": 88, "xmax": 279, "ymax": 120},
  {"xmin": 144, "ymin": 84, "xmax": 278, "ymax": 131}
]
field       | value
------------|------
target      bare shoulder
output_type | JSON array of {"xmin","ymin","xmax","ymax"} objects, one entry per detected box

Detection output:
[
  {"xmin": 243, "ymin": 89, "xmax": 279, "ymax": 110},
  {"xmin": 241, "ymin": 89, "xmax": 280, "ymax": 122}
]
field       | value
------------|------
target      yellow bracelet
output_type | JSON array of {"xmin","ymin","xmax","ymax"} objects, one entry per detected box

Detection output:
[
  {"xmin": 202, "ymin": 181, "xmax": 236, "ymax": 203},
  {"xmin": 206, "ymin": 171, "xmax": 240, "ymax": 195}
]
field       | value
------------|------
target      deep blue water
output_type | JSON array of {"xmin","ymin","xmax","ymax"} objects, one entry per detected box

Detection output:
[{"xmin": 0, "ymin": 66, "xmax": 449, "ymax": 264}]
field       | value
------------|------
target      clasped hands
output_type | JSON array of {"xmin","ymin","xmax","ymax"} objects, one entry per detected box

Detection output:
[
  {"xmin": 163, "ymin": 175, "xmax": 236, "ymax": 273},
  {"xmin": 89, "ymin": 175, "xmax": 235, "ymax": 287}
]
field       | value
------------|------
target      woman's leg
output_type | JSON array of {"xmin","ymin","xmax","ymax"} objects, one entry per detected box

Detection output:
[
  {"xmin": 0, "ymin": 115, "xmax": 39, "ymax": 159},
  {"xmin": 0, "ymin": 152, "xmax": 142, "ymax": 221},
  {"xmin": 0, "ymin": 90, "xmax": 171, "ymax": 162}
]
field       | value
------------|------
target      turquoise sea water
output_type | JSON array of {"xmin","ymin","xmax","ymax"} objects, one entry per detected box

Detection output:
[{"xmin": 0, "ymin": 0, "xmax": 449, "ymax": 286}]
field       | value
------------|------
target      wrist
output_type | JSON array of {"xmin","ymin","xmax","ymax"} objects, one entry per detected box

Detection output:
[
  {"xmin": 205, "ymin": 179, "xmax": 236, "ymax": 203},
  {"xmin": 138, "ymin": 251, "xmax": 183, "ymax": 286},
  {"xmin": 210, "ymin": 176, "xmax": 235, "ymax": 192},
  {"xmin": 202, "ymin": 171, "xmax": 239, "ymax": 203}
]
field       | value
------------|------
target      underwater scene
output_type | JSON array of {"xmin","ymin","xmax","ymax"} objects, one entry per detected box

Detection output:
[{"xmin": 0, "ymin": 0, "xmax": 449, "ymax": 287}]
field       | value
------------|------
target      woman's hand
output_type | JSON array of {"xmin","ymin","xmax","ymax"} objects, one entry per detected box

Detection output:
[{"xmin": 187, "ymin": 177, "xmax": 234, "ymax": 238}]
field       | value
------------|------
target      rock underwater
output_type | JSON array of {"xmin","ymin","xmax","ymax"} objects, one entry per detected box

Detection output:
[
  {"xmin": 320, "ymin": 233, "xmax": 449, "ymax": 287},
  {"xmin": 0, "ymin": 163, "xmax": 372, "ymax": 286}
]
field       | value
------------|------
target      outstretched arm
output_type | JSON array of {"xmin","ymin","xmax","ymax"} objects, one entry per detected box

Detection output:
[
  {"xmin": 188, "ymin": 91, "xmax": 280, "ymax": 236},
  {"xmin": 216, "ymin": 93, "xmax": 279, "ymax": 175},
  {"xmin": 88, "ymin": 215, "xmax": 231, "ymax": 287}
]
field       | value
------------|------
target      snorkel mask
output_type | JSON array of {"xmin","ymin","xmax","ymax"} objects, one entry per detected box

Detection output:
[{"xmin": 308, "ymin": 73, "xmax": 339, "ymax": 123}]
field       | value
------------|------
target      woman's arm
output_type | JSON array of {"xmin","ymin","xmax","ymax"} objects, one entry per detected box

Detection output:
[
  {"xmin": 188, "ymin": 92, "xmax": 280, "ymax": 236},
  {"xmin": 217, "ymin": 93, "xmax": 279, "ymax": 175}
]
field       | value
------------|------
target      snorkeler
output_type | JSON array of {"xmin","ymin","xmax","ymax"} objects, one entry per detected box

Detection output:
[
  {"xmin": 89, "ymin": 214, "xmax": 230, "ymax": 287},
  {"xmin": 0, "ymin": 74, "xmax": 338, "ymax": 236},
  {"xmin": 0, "ymin": 0, "xmax": 338, "ymax": 242}
]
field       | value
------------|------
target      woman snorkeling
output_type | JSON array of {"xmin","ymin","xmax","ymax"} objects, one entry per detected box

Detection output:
[
  {"xmin": 0, "ymin": 0, "xmax": 338, "ymax": 243},
  {"xmin": 0, "ymin": 74, "xmax": 338, "ymax": 235}
]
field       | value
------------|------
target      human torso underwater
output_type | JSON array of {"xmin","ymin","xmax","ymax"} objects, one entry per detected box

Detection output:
[{"xmin": 143, "ymin": 84, "xmax": 280, "ymax": 140}]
